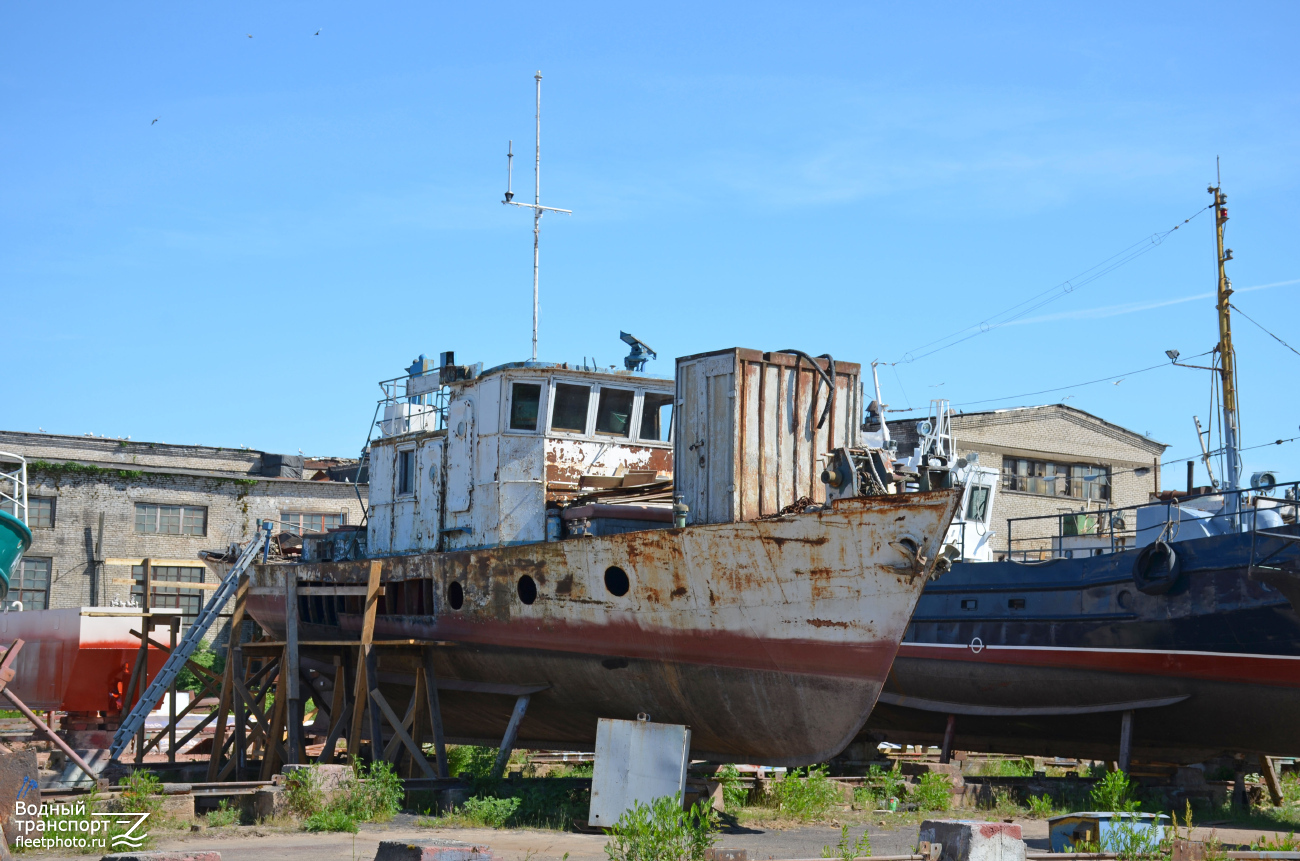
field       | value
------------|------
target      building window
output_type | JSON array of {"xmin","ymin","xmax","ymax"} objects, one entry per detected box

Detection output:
[
  {"xmin": 509, "ymin": 383, "xmax": 543, "ymax": 431},
  {"xmin": 397, "ymin": 450, "xmax": 415, "ymax": 495},
  {"xmin": 550, "ymin": 383, "xmax": 592, "ymax": 433},
  {"xmin": 594, "ymin": 388, "xmax": 635, "ymax": 437},
  {"xmin": 640, "ymin": 393, "xmax": 674, "ymax": 442},
  {"xmin": 132, "ymin": 565, "xmax": 206, "ymax": 617},
  {"xmin": 1002, "ymin": 458, "xmax": 1111, "ymax": 501},
  {"xmin": 135, "ymin": 503, "xmax": 207, "ymax": 536},
  {"xmin": 0, "ymin": 496, "xmax": 54, "ymax": 528},
  {"xmin": 13, "ymin": 558, "xmax": 51, "ymax": 610},
  {"xmin": 280, "ymin": 512, "xmax": 346, "ymax": 536}
]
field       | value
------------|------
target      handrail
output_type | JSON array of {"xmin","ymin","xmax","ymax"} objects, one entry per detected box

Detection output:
[
  {"xmin": 1002, "ymin": 480, "xmax": 1299, "ymax": 561},
  {"xmin": 0, "ymin": 452, "xmax": 28, "ymax": 526}
]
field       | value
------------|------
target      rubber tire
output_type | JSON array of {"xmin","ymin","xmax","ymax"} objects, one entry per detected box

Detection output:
[{"xmin": 1132, "ymin": 539, "xmax": 1182, "ymax": 595}]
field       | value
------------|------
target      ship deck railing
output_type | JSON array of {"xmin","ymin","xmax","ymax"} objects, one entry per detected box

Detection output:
[{"xmin": 1002, "ymin": 480, "xmax": 1300, "ymax": 562}]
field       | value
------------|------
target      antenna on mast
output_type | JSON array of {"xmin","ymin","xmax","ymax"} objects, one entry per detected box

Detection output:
[
  {"xmin": 502, "ymin": 70, "xmax": 572, "ymax": 362},
  {"xmin": 504, "ymin": 140, "xmax": 514, "ymax": 202}
]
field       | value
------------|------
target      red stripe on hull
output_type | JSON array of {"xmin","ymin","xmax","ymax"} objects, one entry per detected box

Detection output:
[{"xmin": 895, "ymin": 642, "xmax": 1300, "ymax": 688}]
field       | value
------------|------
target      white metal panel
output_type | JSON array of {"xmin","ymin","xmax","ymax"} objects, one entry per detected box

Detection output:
[
  {"xmin": 416, "ymin": 437, "xmax": 444, "ymax": 551},
  {"xmin": 446, "ymin": 398, "xmax": 474, "ymax": 514},
  {"xmin": 367, "ymin": 444, "xmax": 396, "ymax": 554},
  {"xmin": 588, "ymin": 718, "xmax": 691, "ymax": 827},
  {"xmin": 477, "ymin": 375, "xmax": 502, "ymax": 436}
]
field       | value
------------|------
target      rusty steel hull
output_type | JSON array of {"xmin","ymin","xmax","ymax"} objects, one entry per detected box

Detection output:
[{"xmin": 247, "ymin": 490, "xmax": 960, "ymax": 765}]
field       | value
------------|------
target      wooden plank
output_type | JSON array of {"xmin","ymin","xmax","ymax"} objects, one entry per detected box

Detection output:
[
  {"xmin": 208, "ymin": 575, "xmax": 248, "ymax": 782},
  {"xmin": 368, "ymin": 688, "xmax": 436, "ymax": 779},
  {"xmin": 1261, "ymin": 755, "xmax": 1284, "ymax": 807},
  {"xmin": 106, "ymin": 558, "xmax": 214, "ymax": 568},
  {"xmin": 490, "ymin": 695, "xmax": 530, "ymax": 780},
  {"xmin": 346, "ymin": 560, "xmax": 383, "ymax": 762},
  {"xmin": 112, "ymin": 578, "xmax": 224, "ymax": 590},
  {"xmin": 285, "ymin": 567, "xmax": 301, "ymax": 765},
  {"xmin": 380, "ymin": 687, "xmax": 418, "ymax": 764},
  {"xmin": 319, "ymin": 701, "xmax": 353, "ymax": 765},
  {"xmin": 421, "ymin": 647, "xmax": 449, "ymax": 780},
  {"xmin": 406, "ymin": 671, "xmax": 426, "ymax": 779},
  {"xmin": 297, "ymin": 586, "xmax": 385, "ymax": 597},
  {"xmin": 258, "ymin": 657, "xmax": 289, "ymax": 780}
]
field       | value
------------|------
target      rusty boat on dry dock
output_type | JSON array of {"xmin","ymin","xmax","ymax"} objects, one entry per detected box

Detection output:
[{"xmin": 244, "ymin": 346, "xmax": 962, "ymax": 765}]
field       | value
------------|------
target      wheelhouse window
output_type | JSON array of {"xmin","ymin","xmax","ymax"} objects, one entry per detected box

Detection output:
[
  {"xmin": 1002, "ymin": 458, "xmax": 1110, "ymax": 501},
  {"xmin": 281, "ymin": 512, "xmax": 346, "ymax": 535},
  {"xmin": 135, "ymin": 503, "xmax": 207, "ymax": 536},
  {"xmin": 550, "ymin": 383, "xmax": 592, "ymax": 433},
  {"xmin": 595, "ymin": 388, "xmax": 635, "ymax": 437},
  {"xmin": 966, "ymin": 485, "xmax": 991, "ymax": 522},
  {"xmin": 640, "ymin": 393, "xmax": 674, "ymax": 442},
  {"xmin": 13, "ymin": 558, "xmax": 50, "ymax": 610},
  {"xmin": 132, "ymin": 565, "xmax": 206, "ymax": 617},
  {"xmin": 509, "ymin": 382, "xmax": 543, "ymax": 431},
  {"xmin": 397, "ymin": 449, "xmax": 415, "ymax": 495}
]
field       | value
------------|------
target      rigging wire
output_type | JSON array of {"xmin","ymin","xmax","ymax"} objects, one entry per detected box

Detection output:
[
  {"xmin": 1231, "ymin": 302, "xmax": 1300, "ymax": 359},
  {"xmin": 887, "ymin": 349, "xmax": 1213, "ymax": 412},
  {"xmin": 896, "ymin": 204, "xmax": 1213, "ymax": 364}
]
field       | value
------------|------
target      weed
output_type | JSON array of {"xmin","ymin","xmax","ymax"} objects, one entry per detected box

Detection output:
[
  {"xmin": 1026, "ymin": 794, "xmax": 1057, "ymax": 818},
  {"xmin": 974, "ymin": 758, "xmax": 1034, "ymax": 777},
  {"xmin": 823, "ymin": 824, "xmax": 872, "ymax": 859},
  {"xmin": 1251, "ymin": 832, "xmax": 1300, "ymax": 852},
  {"xmin": 604, "ymin": 796, "xmax": 718, "ymax": 861},
  {"xmin": 349, "ymin": 760, "xmax": 403, "ymax": 822},
  {"xmin": 446, "ymin": 745, "xmax": 501, "ymax": 778},
  {"xmin": 206, "ymin": 799, "xmax": 241, "ymax": 827},
  {"xmin": 303, "ymin": 806, "xmax": 358, "ymax": 833},
  {"xmin": 1281, "ymin": 773, "xmax": 1300, "ymax": 806},
  {"xmin": 176, "ymin": 644, "xmax": 224, "ymax": 695},
  {"xmin": 856, "ymin": 764, "xmax": 905, "ymax": 810},
  {"xmin": 767, "ymin": 766, "xmax": 843, "ymax": 820},
  {"xmin": 1091, "ymin": 771, "xmax": 1140, "ymax": 813},
  {"xmin": 459, "ymin": 796, "xmax": 522, "ymax": 828},
  {"xmin": 283, "ymin": 764, "xmax": 323, "ymax": 818},
  {"xmin": 717, "ymin": 764, "xmax": 749, "ymax": 812},
  {"xmin": 23, "ymin": 789, "xmax": 143, "ymax": 855},
  {"xmin": 117, "ymin": 770, "xmax": 164, "ymax": 816},
  {"xmin": 912, "ymin": 773, "xmax": 952, "ymax": 812}
]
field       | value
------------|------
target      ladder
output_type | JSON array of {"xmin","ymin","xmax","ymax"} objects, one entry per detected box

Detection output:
[{"xmin": 110, "ymin": 521, "xmax": 274, "ymax": 760}]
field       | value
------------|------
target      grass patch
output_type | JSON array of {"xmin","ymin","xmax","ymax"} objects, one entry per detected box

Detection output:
[
  {"xmin": 973, "ymin": 758, "xmax": 1035, "ymax": 777},
  {"xmin": 765, "ymin": 766, "xmax": 844, "ymax": 820},
  {"xmin": 283, "ymin": 761, "xmax": 403, "ymax": 832},
  {"xmin": 822, "ymin": 824, "xmax": 872, "ymax": 860},
  {"xmin": 205, "ymin": 800, "xmax": 241, "ymax": 828},
  {"xmin": 912, "ymin": 773, "xmax": 952, "ymax": 813},
  {"xmin": 116, "ymin": 770, "xmax": 164, "ymax": 816},
  {"xmin": 604, "ymin": 796, "xmax": 718, "ymax": 861}
]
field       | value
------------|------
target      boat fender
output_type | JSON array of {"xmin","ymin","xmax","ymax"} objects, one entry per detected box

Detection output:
[{"xmin": 1132, "ymin": 539, "xmax": 1182, "ymax": 595}]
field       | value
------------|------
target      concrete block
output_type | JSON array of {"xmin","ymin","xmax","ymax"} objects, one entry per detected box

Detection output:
[
  {"xmin": 919, "ymin": 820, "xmax": 1025, "ymax": 861},
  {"xmin": 252, "ymin": 786, "xmax": 287, "ymax": 820},
  {"xmin": 374, "ymin": 840, "xmax": 496, "ymax": 861},
  {"xmin": 157, "ymin": 792, "xmax": 195, "ymax": 823},
  {"xmin": 100, "ymin": 853, "xmax": 221, "ymax": 861},
  {"xmin": 705, "ymin": 850, "xmax": 748, "ymax": 861}
]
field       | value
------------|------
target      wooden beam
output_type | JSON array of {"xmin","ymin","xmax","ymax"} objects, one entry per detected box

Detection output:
[
  {"xmin": 421, "ymin": 647, "xmax": 449, "ymax": 780},
  {"xmin": 285, "ymin": 567, "xmax": 301, "ymax": 765},
  {"xmin": 491, "ymin": 695, "xmax": 531, "ymax": 780},
  {"xmin": 346, "ymin": 560, "xmax": 383, "ymax": 762},
  {"xmin": 1118, "ymin": 710, "xmax": 1134, "ymax": 774},
  {"xmin": 249, "ymin": 585, "xmax": 385, "ymax": 597},
  {"xmin": 368, "ymin": 687, "xmax": 437, "ymax": 779},
  {"xmin": 381, "ymin": 686, "xmax": 419, "ymax": 764},
  {"xmin": 209, "ymin": 575, "xmax": 248, "ymax": 782},
  {"xmin": 1261, "ymin": 755, "xmax": 1284, "ymax": 807}
]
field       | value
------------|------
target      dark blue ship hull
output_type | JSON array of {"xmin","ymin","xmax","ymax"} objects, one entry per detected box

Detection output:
[{"xmin": 861, "ymin": 525, "xmax": 1300, "ymax": 763}]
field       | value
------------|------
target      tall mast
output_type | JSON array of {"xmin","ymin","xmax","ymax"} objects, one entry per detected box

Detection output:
[
  {"xmin": 1209, "ymin": 167, "xmax": 1240, "ymax": 517},
  {"xmin": 502, "ymin": 71, "xmax": 571, "ymax": 363}
]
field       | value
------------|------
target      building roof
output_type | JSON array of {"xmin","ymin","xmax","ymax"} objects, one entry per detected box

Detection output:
[{"xmin": 886, "ymin": 403, "xmax": 1168, "ymax": 458}]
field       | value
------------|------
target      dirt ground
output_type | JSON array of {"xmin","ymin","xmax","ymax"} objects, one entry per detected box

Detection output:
[{"xmin": 25, "ymin": 814, "xmax": 1297, "ymax": 861}]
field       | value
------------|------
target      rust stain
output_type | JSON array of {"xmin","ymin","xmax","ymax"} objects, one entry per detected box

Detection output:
[
  {"xmin": 554, "ymin": 574, "xmax": 574, "ymax": 595},
  {"xmin": 670, "ymin": 586, "xmax": 687, "ymax": 598},
  {"xmin": 807, "ymin": 618, "xmax": 850, "ymax": 629}
]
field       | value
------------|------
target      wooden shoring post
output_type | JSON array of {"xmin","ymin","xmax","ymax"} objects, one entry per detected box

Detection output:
[
  {"xmin": 346, "ymin": 560, "xmax": 382, "ymax": 763},
  {"xmin": 939, "ymin": 714, "xmax": 956, "ymax": 765},
  {"xmin": 321, "ymin": 655, "xmax": 346, "ymax": 762},
  {"xmin": 420, "ymin": 645, "xmax": 449, "ymax": 779},
  {"xmin": 208, "ymin": 574, "xmax": 249, "ymax": 781},
  {"xmin": 285, "ymin": 566, "xmax": 301, "ymax": 765},
  {"xmin": 167, "ymin": 615, "xmax": 179, "ymax": 764},
  {"xmin": 365, "ymin": 646, "xmax": 383, "ymax": 762},
  {"xmin": 1118, "ymin": 710, "xmax": 1134, "ymax": 774},
  {"xmin": 134, "ymin": 558, "xmax": 152, "ymax": 765},
  {"xmin": 1261, "ymin": 755, "xmax": 1284, "ymax": 807},
  {"xmin": 259, "ymin": 650, "xmax": 290, "ymax": 780},
  {"xmin": 368, "ymin": 684, "xmax": 436, "ymax": 779},
  {"xmin": 491, "ymin": 695, "xmax": 531, "ymax": 780},
  {"xmin": 406, "ymin": 670, "xmax": 427, "ymax": 778},
  {"xmin": 380, "ymin": 685, "xmax": 419, "ymax": 765},
  {"xmin": 233, "ymin": 642, "xmax": 247, "ymax": 776}
]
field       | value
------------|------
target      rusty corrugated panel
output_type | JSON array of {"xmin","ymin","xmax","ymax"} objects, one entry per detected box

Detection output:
[{"xmin": 675, "ymin": 349, "xmax": 860, "ymax": 525}]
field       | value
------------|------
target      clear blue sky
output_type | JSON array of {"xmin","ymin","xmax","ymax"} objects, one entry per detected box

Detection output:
[{"xmin": 4, "ymin": 2, "xmax": 1298, "ymax": 489}]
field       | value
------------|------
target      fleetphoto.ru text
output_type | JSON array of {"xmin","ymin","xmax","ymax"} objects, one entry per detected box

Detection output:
[{"xmin": 9, "ymin": 797, "xmax": 151, "ymax": 852}]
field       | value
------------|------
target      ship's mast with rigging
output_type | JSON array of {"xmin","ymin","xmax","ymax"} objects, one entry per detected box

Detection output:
[{"xmin": 1209, "ymin": 167, "xmax": 1241, "ymax": 520}]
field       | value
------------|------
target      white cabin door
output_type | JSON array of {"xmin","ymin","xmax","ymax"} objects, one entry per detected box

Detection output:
[{"xmin": 446, "ymin": 399, "xmax": 474, "ymax": 514}]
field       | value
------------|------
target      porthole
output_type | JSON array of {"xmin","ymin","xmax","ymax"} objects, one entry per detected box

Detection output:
[
  {"xmin": 447, "ymin": 581, "xmax": 464, "ymax": 610},
  {"xmin": 604, "ymin": 566, "xmax": 630, "ymax": 597},
  {"xmin": 517, "ymin": 575, "xmax": 538, "ymax": 605}
]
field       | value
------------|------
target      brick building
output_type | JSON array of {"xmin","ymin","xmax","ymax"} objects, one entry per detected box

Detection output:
[
  {"xmin": 890, "ymin": 404, "xmax": 1167, "ymax": 556},
  {"xmin": 0, "ymin": 431, "xmax": 367, "ymax": 616}
]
